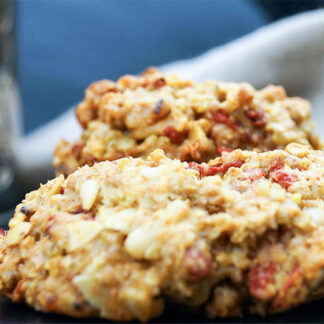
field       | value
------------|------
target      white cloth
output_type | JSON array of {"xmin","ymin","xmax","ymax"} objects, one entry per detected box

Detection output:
[{"xmin": 15, "ymin": 9, "xmax": 324, "ymax": 189}]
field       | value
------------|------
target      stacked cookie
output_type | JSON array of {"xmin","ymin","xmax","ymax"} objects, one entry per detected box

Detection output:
[{"xmin": 54, "ymin": 68, "xmax": 321, "ymax": 175}]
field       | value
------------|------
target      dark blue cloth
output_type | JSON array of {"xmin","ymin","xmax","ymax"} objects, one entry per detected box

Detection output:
[{"xmin": 17, "ymin": 0, "xmax": 269, "ymax": 133}]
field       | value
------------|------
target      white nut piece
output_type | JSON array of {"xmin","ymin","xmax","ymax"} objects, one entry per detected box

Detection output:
[
  {"xmin": 6, "ymin": 222, "xmax": 32, "ymax": 246},
  {"xmin": 120, "ymin": 286, "xmax": 164, "ymax": 322},
  {"xmin": 65, "ymin": 221, "xmax": 103, "ymax": 251},
  {"xmin": 306, "ymin": 207, "xmax": 324, "ymax": 226},
  {"xmin": 155, "ymin": 200, "xmax": 189, "ymax": 222},
  {"xmin": 124, "ymin": 225, "xmax": 160, "ymax": 260},
  {"xmin": 80, "ymin": 179, "xmax": 99, "ymax": 210},
  {"xmin": 73, "ymin": 273, "xmax": 107, "ymax": 317},
  {"xmin": 96, "ymin": 206, "xmax": 137, "ymax": 234}
]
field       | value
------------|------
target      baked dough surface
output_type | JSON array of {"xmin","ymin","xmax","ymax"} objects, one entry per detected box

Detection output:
[
  {"xmin": 2, "ymin": 144, "xmax": 324, "ymax": 321},
  {"xmin": 53, "ymin": 68, "xmax": 322, "ymax": 176}
]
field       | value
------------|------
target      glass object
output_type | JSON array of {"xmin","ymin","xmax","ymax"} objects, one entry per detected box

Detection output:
[{"xmin": 0, "ymin": 0, "xmax": 21, "ymax": 213}]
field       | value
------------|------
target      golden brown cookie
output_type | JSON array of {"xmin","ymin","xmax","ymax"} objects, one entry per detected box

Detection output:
[
  {"xmin": 53, "ymin": 68, "xmax": 322, "ymax": 176},
  {"xmin": 2, "ymin": 144, "xmax": 324, "ymax": 321}
]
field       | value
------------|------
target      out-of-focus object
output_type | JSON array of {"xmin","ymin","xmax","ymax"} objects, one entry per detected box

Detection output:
[
  {"xmin": 0, "ymin": 0, "xmax": 21, "ymax": 213},
  {"xmin": 14, "ymin": 9, "xmax": 324, "ymax": 192},
  {"xmin": 53, "ymin": 68, "xmax": 322, "ymax": 176}
]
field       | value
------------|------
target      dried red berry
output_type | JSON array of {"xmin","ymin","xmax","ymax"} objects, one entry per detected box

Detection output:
[
  {"xmin": 216, "ymin": 146, "xmax": 233, "ymax": 155},
  {"xmin": 202, "ymin": 160, "xmax": 244, "ymax": 177},
  {"xmin": 245, "ymin": 109, "xmax": 266, "ymax": 128},
  {"xmin": 211, "ymin": 109, "xmax": 239, "ymax": 131},
  {"xmin": 211, "ymin": 109, "xmax": 230, "ymax": 124},
  {"xmin": 163, "ymin": 126, "xmax": 188, "ymax": 144},
  {"xmin": 0, "ymin": 228, "xmax": 5, "ymax": 236},
  {"xmin": 271, "ymin": 170, "xmax": 297, "ymax": 188},
  {"xmin": 239, "ymin": 130, "xmax": 253, "ymax": 144},
  {"xmin": 249, "ymin": 262, "xmax": 277, "ymax": 300},
  {"xmin": 269, "ymin": 159, "xmax": 284, "ymax": 173},
  {"xmin": 71, "ymin": 143, "xmax": 85, "ymax": 160},
  {"xmin": 153, "ymin": 78, "xmax": 166, "ymax": 89},
  {"xmin": 187, "ymin": 162, "xmax": 203, "ymax": 175},
  {"xmin": 245, "ymin": 168, "xmax": 265, "ymax": 182},
  {"xmin": 188, "ymin": 160, "xmax": 244, "ymax": 177},
  {"xmin": 182, "ymin": 246, "xmax": 212, "ymax": 281}
]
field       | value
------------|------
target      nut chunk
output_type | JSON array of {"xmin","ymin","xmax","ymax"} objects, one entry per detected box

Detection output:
[
  {"xmin": 53, "ymin": 68, "xmax": 322, "ymax": 175},
  {"xmin": 3, "ymin": 145, "xmax": 324, "ymax": 321}
]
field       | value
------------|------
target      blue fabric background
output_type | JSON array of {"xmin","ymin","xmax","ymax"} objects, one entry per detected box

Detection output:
[{"xmin": 16, "ymin": 0, "xmax": 269, "ymax": 133}]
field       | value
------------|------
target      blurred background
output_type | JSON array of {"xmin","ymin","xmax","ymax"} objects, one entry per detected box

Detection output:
[
  {"xmin": 0, "ymin": 0, "xmax": 324, "ymax": 216},
  {"xmin": 16, "ymin": 0, "xmax": 324, "ymax": 133}
]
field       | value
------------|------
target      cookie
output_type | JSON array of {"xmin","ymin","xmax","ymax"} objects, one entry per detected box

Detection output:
[
  {"xmin": 2, "ymin": 144, "xmax": 324, "ymax": 321},
  {"xmin": 53, "ymin": 68, "xmax": 322, "ymax": 176}
]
